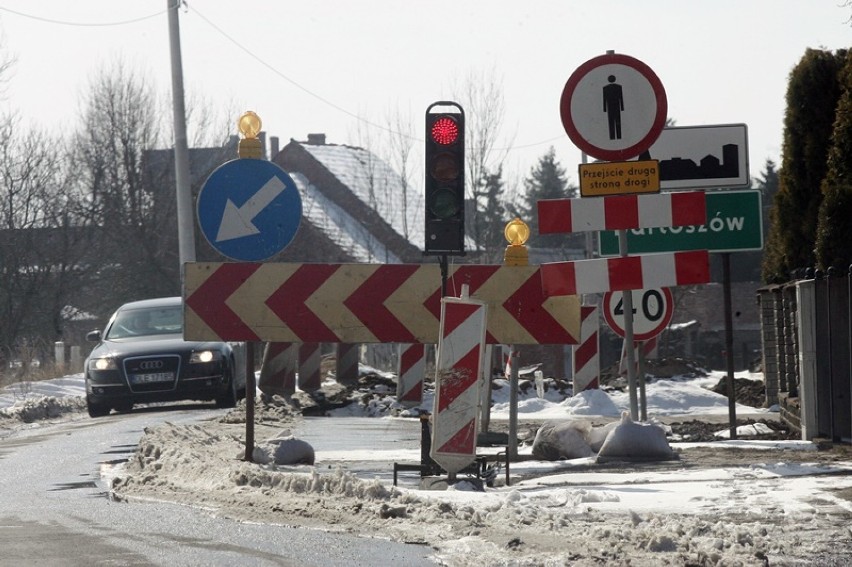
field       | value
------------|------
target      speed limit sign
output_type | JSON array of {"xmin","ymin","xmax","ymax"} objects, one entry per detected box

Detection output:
[{"xmin": 603, "ymin": 287, "xmax": 673, "ymax": 340}]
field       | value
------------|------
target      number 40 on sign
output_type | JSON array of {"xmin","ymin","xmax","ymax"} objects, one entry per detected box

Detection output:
[{"xmin": 603, "ymin": 287, "xmax": 674, "ymax": 341}]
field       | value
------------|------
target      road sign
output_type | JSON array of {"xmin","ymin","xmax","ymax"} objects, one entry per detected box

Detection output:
[
  {"xmin": 197, "ymin": 159, "xmax": 302, "ymax": 261},
  {"xmin": 539, "ymin": 191, "xmax": 706, "ymax": 235},
  {"xmin": 560, "ymin": 52, "xmax": 667, "ymax": 161},
  {"xmin": 599, "ymin": 190, "xmax": 763, "ymax": 256},
  {"xmin": 431, "ymin": 291, "xmax": 487, "ymax": 475},
  {"xmin": 184, "ymin": 262, "xmax": 581, "ymax": 345},
  {"xmin": 578, "ymin": 160, "xmax": 660, "ymax": 196},
  {"xmin": 634, "ymin": 124, "xmax": 750, "ymax": 189},
  {"xmin": 603, "ymin": 288, "xmax": 674, "ymax": 340}
]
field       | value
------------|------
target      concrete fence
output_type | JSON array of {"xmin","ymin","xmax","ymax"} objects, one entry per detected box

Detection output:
[{"xmin": 758, "ymin": 267, "xmax": 852, "ymax": 443}]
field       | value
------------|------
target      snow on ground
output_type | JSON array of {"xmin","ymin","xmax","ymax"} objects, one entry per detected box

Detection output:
[{"xmin": 3, "ymin": 370, "xmax": 852, "ymax": 565}]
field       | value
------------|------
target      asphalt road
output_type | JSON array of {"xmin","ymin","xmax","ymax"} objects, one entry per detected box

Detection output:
[{"xmin": 0, "ymin": 405, "xmax": 438, "ymax": 566}]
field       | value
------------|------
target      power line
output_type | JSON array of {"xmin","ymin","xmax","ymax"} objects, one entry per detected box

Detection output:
[
  {"xmin": 185, "ymin": 3, "xmax": 563, "ymax": 154},
  {"xmin": 0, "ymin": 5, "xmax": 165, "ymax": 27},
  {"xmin": 186, "ymin": 3, "xmax": 402, "ymax": 139},
  {"xmin": 0, "ymin": 2, "xmax": 565, "ymax": 154}
]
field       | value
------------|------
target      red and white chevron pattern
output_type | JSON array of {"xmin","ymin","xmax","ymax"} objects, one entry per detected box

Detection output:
[
  {"xmin": 431, "ymin": 293, "xmax": 487, "ymax": 475},
  {"xmin": 183, "ymin": 262, "xmax": 580, "ymax": 346},
  {"xmin": 258, "ymin": 342, "xmax": 297, "ymax": 396},
  {"xmin": 538, "ymin": 191, "xmax": 706, "ymax": 234},
  {"xmin": 397, "ymin": 343, "xmax": 426, "ymax": 407},
  {"xmin": 573, "ymin": 306, "xmax": 600, "ymax": 392},
  {"xmin": 541, "ymin": 250, "xmax": 710, "ymax": 296}
]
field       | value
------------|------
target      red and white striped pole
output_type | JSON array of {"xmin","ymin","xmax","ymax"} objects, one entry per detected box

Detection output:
[
  {"xmin": 298, "ymin": 343, "xmax": 322, "ymax": 391},
  {"xmin": 431, "ymin": 285, "xmax": 488, "ymax": 476},
  {"xmin": 336, "ymin": 343, "xmax": 359, "ymax": 386},
  {"xmin": 619, "ymin": 336, "xmax": 659, "ymax": 376},
  {"xmin": 397, "ymin": 343, "xmax": 427, "ymax": 407},
  {"xmin": 573, "ymin": 305, "xmax": 600, "ymax": 392},
  {"xmin": 258, "ymin": 342, "xmax": 297, "ymax": 397}
]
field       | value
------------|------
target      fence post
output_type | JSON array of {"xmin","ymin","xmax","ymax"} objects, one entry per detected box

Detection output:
[
  {"xmin": 70, "ymin": 346, "xmax": 82, "ymax": 373},
  {"xmin": 54, "ymin": 341, "xmax": 65, "ymax": 372},
  {"xmin": 827, "ymin": 267, "xmax": 851, "ymax": 442}
]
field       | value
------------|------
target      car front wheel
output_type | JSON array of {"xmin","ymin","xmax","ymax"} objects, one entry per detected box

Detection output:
[
  {"xmin": 215, "ymin": 364, "xmax": 237, "ymax": 409},
  {"xmin": 86, "ymin": 397, "xmax": 110, "ymax": 418}
]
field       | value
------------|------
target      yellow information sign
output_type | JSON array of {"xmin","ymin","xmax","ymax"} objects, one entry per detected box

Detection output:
[{"xmin": 579, "ymin": 160, "xmax": 660, "ymax": 197}]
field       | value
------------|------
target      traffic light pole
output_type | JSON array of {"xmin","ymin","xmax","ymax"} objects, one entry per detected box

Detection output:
[{"xmin": 439, "ymin": 254, "xmax": 449, "ymax": 298}]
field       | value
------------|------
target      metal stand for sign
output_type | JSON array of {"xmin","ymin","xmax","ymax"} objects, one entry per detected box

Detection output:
[
  {"xmin": 618, "ymin": 230, "xmax": 640, "ymax": 421},
  {"xmin": 722, "ymin": 253, "xmax": 738, "ymax": 439}
]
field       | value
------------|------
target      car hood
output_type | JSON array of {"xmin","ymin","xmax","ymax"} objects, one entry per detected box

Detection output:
[{"xmin": 87, "ymin": 335, "xmax": 227, "ymax": 359}]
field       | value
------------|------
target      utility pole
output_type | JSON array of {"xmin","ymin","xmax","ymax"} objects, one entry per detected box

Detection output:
[{"xmin": 167, "ymin": 0, "xmax": 196, "ymax": 274}]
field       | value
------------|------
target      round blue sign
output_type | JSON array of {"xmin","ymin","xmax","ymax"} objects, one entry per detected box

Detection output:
[{"xmin": 197, "ymin": 159, "xmax": 302, "ymax": 261}]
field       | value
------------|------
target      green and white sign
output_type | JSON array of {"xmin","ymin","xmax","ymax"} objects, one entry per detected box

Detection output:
[{"xmin": 599, "ymin": 189, "xmax": 763, "ymax": 256}]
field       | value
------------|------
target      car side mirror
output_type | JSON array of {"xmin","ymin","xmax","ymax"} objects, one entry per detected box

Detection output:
[{"xmin": 86, "ymin": 330, "xmax": 102, "ymax": 342}]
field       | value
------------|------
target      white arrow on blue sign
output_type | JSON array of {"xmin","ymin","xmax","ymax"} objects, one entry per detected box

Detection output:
[{"xmin": 197, "ymin": 159, "xmax": 302, "ymax": 261}]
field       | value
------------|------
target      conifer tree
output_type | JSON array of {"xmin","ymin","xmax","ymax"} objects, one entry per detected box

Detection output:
[
  {"xmin": 762, "ymin": 48, "xmax": 847, "ymax": 282},
  {"xmin": 815, "ymin": 50, "xmax": 852, "ymax": 271},
  {"xmin": 513, "ymin": 147, "xmax": 576, "ymax": 249}
]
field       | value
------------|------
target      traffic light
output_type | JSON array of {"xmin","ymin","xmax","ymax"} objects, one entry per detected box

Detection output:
[{"xmin": 424, "ymin": 101, "xmax": 465, "ymax": 255}]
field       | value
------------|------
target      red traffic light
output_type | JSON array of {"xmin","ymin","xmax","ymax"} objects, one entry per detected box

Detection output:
[{"xmin": 430, "ymin": 116, "xmax": 459, "ymax": 145}]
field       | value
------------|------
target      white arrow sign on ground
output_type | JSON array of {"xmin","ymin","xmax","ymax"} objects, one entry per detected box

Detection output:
[{"xmin": 216, "ymin": 176, "xmax": 286, "ymax": 242}]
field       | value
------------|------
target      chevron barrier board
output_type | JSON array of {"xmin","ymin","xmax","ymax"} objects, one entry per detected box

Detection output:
[
  {"xmin": 431, "ymin": 292, "xmax": 487, "ymax": 475},
  {"xmin": 184, "ymin": 262, "xmax": 581, "ymax": 345},
  {"xmin": 540, "ymin": 250, "xmax": 710, "ymax": 297},
  {"xmin": 538, "ymin": 191, "xmax": 706, "ymax": 235}
]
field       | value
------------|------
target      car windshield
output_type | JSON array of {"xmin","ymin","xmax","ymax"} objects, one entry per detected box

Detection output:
[{"xmin": 106, "ymin": 305, "xmax": 183, "ymax": 339}]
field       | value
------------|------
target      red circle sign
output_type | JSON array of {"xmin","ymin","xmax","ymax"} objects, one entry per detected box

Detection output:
[
  {"xmin": 603, "ymin": 288, "xmax": 673, "ymax": 341},
  {"xmin": 560, "ymin": 52, "xmax": 667, "ymax": 161}
]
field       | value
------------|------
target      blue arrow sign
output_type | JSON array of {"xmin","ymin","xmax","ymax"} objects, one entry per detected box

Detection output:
[{"xmin": 197, "ymin": 159, "xmax": 302, "ymax": 261}]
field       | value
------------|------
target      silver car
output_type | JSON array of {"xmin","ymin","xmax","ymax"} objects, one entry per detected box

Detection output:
[{"xmin": 84, "ymin": 297, "xmax": 247, "ymax": 417}]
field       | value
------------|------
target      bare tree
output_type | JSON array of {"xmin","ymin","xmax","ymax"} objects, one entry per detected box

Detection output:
[
  {"xmin": 453, "ymin": 67, "xmax": 516, "ymax": 254},
  {"xmin": 70, "ymin": 60, "xmax": 177, "ymax": 306},
  {"xmin": 0, "ymin": 112, "xmax": 83, "ymax": 367},
  {"xmin": 382, "ymin": 107, "xmax": 420, "ymax": 243}
]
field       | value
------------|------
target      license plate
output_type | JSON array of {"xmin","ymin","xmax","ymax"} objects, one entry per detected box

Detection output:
[{"xmin": 129, "ymin": 372, "xmax": 175, "ymax": 384}]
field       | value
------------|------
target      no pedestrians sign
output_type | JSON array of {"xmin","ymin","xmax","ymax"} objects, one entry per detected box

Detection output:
[{"xmin": 560, "ymin": 52, "xmax": 667, "ymax": 161}]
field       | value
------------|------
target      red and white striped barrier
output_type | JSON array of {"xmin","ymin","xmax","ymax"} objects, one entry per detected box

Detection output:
[
  {"xmin": 336, "ymin": 343, "xmax": 359, "ymax": 385},
  {"xmin": 397, "ymin": 343, "xmax": 426, "ymax": 407},
  {"xmin": 572, "ymin": 306, "xmax": 600, "ymax": 392},
  {"xmin": 541, "ymin": 250, "xmax": 710, "ymax": 296},
  {"xmin": 258, "ymin": 342, "xmax": 298, "ymax": 396},
  {"xmin": 298, "ymin": 343, "xmax": 322, "ymax": 391},
  {"xmin": 538, "ymin": 192, "xmax": 706, "ymax": 234},
  {"xmin": 431, "ymin": 286, "xmax": 488, "ymax": 475}
]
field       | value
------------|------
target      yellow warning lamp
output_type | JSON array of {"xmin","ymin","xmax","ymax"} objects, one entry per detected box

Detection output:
[
  {"xmin": 237, "ymin": 111, "xmax": 263, "ymax": 159},
  {"xmin": 503, "ymin": 217, "xmax": 530, "ymax": 266}
]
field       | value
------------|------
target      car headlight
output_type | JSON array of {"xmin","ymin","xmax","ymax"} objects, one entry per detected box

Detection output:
[
  {"xmin": 88, "ymin": 357, "xmax": 117, "ymax": 371},
  {"xmin": 190, "ymin": 350, "xmax": 222, "ymax": 364}
]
